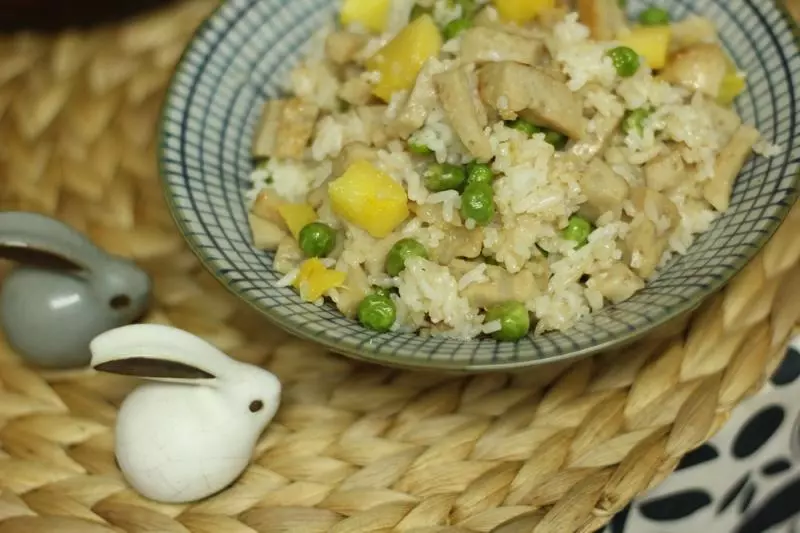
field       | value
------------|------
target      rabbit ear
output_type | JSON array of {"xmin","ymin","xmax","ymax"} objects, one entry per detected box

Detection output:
[
  {"xmin": 0, "ymin": 211, "xmax": 105, "ymax": 272},
  {"xmin": 90, "ymin": 324, "xmax": 237, "ymax": 385}
]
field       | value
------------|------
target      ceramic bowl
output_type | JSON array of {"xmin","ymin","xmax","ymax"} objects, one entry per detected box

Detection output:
[{"xmin": 159, "ymin": 0, "xmax": 800, "ymax": 372}]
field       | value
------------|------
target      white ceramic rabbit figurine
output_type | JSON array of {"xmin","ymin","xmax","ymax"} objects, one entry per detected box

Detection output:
[{"xmin": 89, "ymin": 324, "xmax": 282, "ymax": 503}]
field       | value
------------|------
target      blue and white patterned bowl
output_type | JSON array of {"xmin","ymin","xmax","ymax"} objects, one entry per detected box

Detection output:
[{"xmin": 159, "ymin": 0, "xmax": 800, "ymax": 372}]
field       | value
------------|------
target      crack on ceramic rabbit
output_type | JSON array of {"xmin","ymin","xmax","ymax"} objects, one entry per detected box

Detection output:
[
  {"xmin": 90, "ymin": 323, "xmax": 282, "ymax": 504},
  {"xmin": 0, "ymin": 211, "xmax": 152, "ymax": 369}
]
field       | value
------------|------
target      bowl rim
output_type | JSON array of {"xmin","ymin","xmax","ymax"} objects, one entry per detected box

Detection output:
[{"xmin": 158, "ymin": 0, "xmax": 800, "ymax": 372}]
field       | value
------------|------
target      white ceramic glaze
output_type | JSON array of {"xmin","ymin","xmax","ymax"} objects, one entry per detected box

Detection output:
[{"xmin": 90, "ymin": 324, "xmax": 282, "ymax": 503}]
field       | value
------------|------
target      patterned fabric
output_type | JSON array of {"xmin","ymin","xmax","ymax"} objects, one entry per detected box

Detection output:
[{"xmin": 601, "ymin": 344, "xmax": 800, "ymax": 532}]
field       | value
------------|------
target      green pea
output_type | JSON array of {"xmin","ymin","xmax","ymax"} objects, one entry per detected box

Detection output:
[
  {"xmin": 408, "ymin": 138, "xmax": 433, "ymax": 155},
  {"xmin": 358, "ymin": 294, "xmax": 397, "ymax": 333},
  {"xmin": 622, "ymin": 108, "xmax": 652, "ymax": 136},
  {"xmin": 543, "ymin": 130, "xmax": 568, "ymax": 150},
  {"xmin": 461, "ymin": 182, "xmax": 495, "ymax": 226},
  {"xmin": 639, "ymin": 7, "xmax": 670, "ymax": 26},
  {"xmin": 485, "ymin": 301, "xmax": 531, "ymax": 342},
  {"xmin": 443, "ymin": 17, "xmax": 472, "ymax": 40},
  {"xmin": 466, "ymin": 162, "xmax": 494, "ymax": 186},
  {"xmin": 298, "ymin": 222, "xmax": 337, "ymax": 258},
  {"xmin": 607, "ymin": 46, "xmax": 641, "ymax": 78},
  {"xmin": 507, "ymin": 118, "xmax": 541, "ymax": 137},
  {"xmin": 423, "ymin": 163, "xmax": 467, "ymax": 192},
  {"xmin": 410, "ymin": 4, "xmax": 432, "ymax": 20},
  {"xmin": 562, "ymin": 216, "xmax": 593, "ymax": 247},
  {"xmin": 386, "ymin": 238, "xmax": 428, "ymax": 277}
]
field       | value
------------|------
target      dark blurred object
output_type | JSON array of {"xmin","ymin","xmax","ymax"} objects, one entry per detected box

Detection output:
[{"xmin": 0, "ymin": 0, "xmax": 178, "ymax": 32}]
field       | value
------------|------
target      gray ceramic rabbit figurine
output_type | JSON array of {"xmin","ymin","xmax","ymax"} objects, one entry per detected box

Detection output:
[{"xmin": 0, "ymin": 211, "xmax": 152, "ymax": 369}]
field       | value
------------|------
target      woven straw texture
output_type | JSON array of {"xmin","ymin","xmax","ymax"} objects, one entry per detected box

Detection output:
[{"xmin": 1, "ymin": 1, "xmax": 799, "ymax": 532}]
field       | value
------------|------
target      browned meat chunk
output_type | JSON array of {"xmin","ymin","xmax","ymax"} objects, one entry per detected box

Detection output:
[
  {"xmin": 461, "ymin": 265, "xmax": 538, "ymax": 309},
  {"xmin": 660, "ymin": 44, "xmax": 728, "ymax": 97},
  {"xmin": 325, "ymin": 31, "xmax": 367, "ymax": 65},
  {"xmin": 432, "ymin": 227, "xmax": 484, "ymax": 264},
  {"xmin": 252, "ymin": 98, "xmax": 319, "ymax": 160},
  {"xmin": 249, "ymin": 214, "xmax": 287, "ymax": 251},
  {"xmin": 578, "ymin": 0, "xmax": 627, "ymax": 41},
  {"xmin": 587, "ymin": 263, "xmax": 644, "ymax": 304},
  {"xmin": 390, "ymin": 61, "xmax": 440, "ymax": 139},
  {"xmin": 644, "ymin": 150, "xmax": 687, "ymax": 192},
  {"xmin": 434, "ymin": 67, "xmax": 492, "ymax": 161},
  {"xmin": 623, "ymin": 215, "xmax": 666, "ymax": 279},
  {"xmin": 460, "ymin": 27, "xmax": 545, "ymax": 66},
  {"xmin": 578, "ymin": 159, "xmax": 629, "ymax": 222},
  {"xmin": 703, "ymin": 124, "xmax": 760, "ymax": 211},
  {"xmin": 478, "ymin": 62, "xmax": 586, "ymax": 139}
]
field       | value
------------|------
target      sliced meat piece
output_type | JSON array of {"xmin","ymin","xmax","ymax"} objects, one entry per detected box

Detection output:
[
  {"xmin": 578, "ymin": 0, "xmax": 627, "ymax": 41},
  {"xmin": 703, "ymin": 98, "xmax": 742, "ymax": 146},
  {"xmin": 587, "ymin": 263, "xmax": 645, "ymax": 304},
  {"xmin": 330, "ymin": 142, "xmax": 379, "ymax": 178},
  {"xmin": 251, "ymin": 189, "xmax": 285, "ymax": 225},
  {"xmin": 644, "ymin": 149, "xmax": 688, "ymax": 192},
  {"xmin": 629, "ymin": 187, "xmax": 680, "ymax": 234},
  {"xmin": 432, "ymin": 227, "xmax": 484, "ymax": 264},
  {"xmin": 334, "ymin": 264, "xmax": 370, "ymax": 318},
  {"xmin": 479, "ymin": 62, "xmax": 586, "ymax": 139},
  {"xmin": 703, "ymin": 124, "xmax": 760, "ymax": 211},
  {"xmin": 274, "ymin": 236, "xmax": 303, "ymax": 275},
  {"xmin": 670, "ymin": 15, "xmax": 719, "ymax": 53},
  {"xmin": 338, "ymin": 78, "xmax": 374, "ymax": 106},
  {"xmin": 623, "ymin": 215, "xmax": 666, "ymax": 279},
  {"xmin": 325, "ymin": 31, "xmax": 367, "ymax": 65},
  {"xmin": 578, "ymin": 159, "xmax": 630, "ymax": 222},
  {"xmin": 461, "ymin": 265, "xmax": 538, "ymax": 309},
  {"xmin": 390, "ymin": 60, "xmax": 441, "ymax": 139},
  {"xmin": 356, "ymin": 105, "xmax": 391, "ymax": 147},
  {"xmin": 460, "ymin": 27, "xmax": 545, "ymax": 66},
  {"xmin": 434, "ymin": 66, "xmax": 492, "ymax": 161},
  {"xmin": 570, "ymin": 111, "xmax": 624, "ymax": 162},
  {"xmin": 660, "ymin": 43, "xmax": 728, "ymax": 98},
  {"xmin": 252, "ymin": 98, "xmax": 320, "ymax": 160},
  {"xmin": 249, "ymin": 214, "xmax": 287, "ymax": 251}
]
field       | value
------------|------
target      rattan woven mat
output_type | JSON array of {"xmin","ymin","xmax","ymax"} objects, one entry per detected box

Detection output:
[{"xmin": 0, "ymin": 1, "xmax": 799, "ymax": 532}]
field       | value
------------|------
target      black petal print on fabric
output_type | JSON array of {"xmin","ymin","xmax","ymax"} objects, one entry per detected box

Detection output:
[
  {"xmin": 772, "ymin": 347, "xmax": 800, "ymax": 386},
  {"xmin": 640, "ymin": 490, "xmax": 713, "ymax": 521},
  {"xmin": 762, "ymin": 458, "xmax": 792, "ymax": 476},
  {"xmin": 676, "ymin": 443, "xmax": 719, "ymax": 471},
  {"xmin": 736, "ymin": 477, "xmax": 800, "ymax": 533},
  {"xmin": 608, "ymin": 505, "xmax": 630, "ymax": 533},
  {"xmin": 732, "ymin": 405, "xmax": 785, "ymax": 459},
  {"xmin": 718, "ymin": 473, "xmax": 750, "ymax": 514},
  {"xmin": 739, "ymin": 484, "xmax": 756, "ymax": 514}
]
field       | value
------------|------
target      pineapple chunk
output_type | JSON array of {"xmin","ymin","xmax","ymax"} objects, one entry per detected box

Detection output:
[
  {"xmin": 328, "ymin": 160, "xmax": 409, "ymax": 238},
  {"xmin": 278, "ymin": 203, "xmax": 318, "ymax": 239},
  {"xmin": 293, "ymin": 259, "xmax": 347, "ymax": 302},
  {"xmin": 617, "ymin": 26, "xmax": 672, "ymax": 70},
  {"xmin": 494, "ymin": 0, "xmax": 556, "ymax": 24},
  {"xmin": 340, "ymin": 0, "xmax": 391, "ymax": 33},
  {"xmin": 717, "ymin": 59, "xmax": 747, "ymax": 106},
  {"xmin": 366, "ymin": 15, "xmax": 443, "ymax": 102}
]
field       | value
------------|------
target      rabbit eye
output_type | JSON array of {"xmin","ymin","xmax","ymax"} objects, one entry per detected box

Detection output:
[
  {"xmin": 110, "ymin": 294, "xmax": 131, "ymax": 310},
  {"xmin": 249, "ymin": 400, "xmax": 264, "ymax": 413}
]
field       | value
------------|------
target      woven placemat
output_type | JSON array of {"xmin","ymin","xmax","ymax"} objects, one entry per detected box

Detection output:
[{"xmin": 1, "ymin": 2, "xmax": 799, "ymax": 532}]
